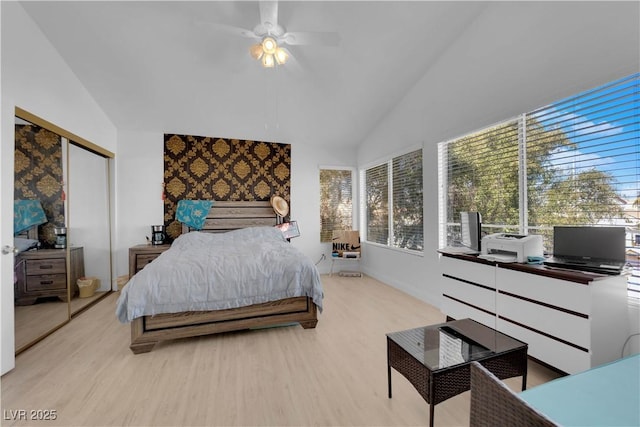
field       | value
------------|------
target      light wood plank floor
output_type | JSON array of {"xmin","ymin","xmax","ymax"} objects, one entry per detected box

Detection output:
[
  {"xmin": 1, "ymin": 274, "xmax": 561, "ymax": 426},
  {"xmin": 15, "ymin": 291, "xmax": 109, "ymax": 353}
]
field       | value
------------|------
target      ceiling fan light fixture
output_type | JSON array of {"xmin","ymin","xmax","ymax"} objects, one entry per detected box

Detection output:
[
  {"xmin": 275, "ymin": 47, "xmax": 289, "ymax": 65},
  {"xmin": 249, "ymin": 43, "xmax": 264, "ymax": 60}
]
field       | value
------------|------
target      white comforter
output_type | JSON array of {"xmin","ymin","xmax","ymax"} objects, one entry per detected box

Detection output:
[{"xmin": 116, "ymin": 226, "xmax": 323, "ymax": 323}]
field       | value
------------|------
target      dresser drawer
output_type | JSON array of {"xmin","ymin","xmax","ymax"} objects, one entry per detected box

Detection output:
[
  {"xmin": 26, "ymin": 258, "xmax": 66, "ymax": 276},
  {"xmin": 440, "ymin": 255, "xmax": 495, "ymax": 288},
  {"xmin": 26, "ymin": 274, "xmax": 67, "ymax": 292}
]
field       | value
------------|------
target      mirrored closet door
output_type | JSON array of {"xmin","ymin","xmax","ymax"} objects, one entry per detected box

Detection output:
[
  {"xmin": 67, "ymin": 143, "xmax": 112, "ymax": 315},
  {"xmin": 14, "ymin": 115, "xmax": 70, "ymax": 353},
  {"xmin": 13, "ymin": 108, "xmax": 113, "ymax": 354}
]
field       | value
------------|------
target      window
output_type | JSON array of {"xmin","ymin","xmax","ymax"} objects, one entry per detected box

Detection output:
[
  {"xmin": 362, "ymin": 149, "xmax": 423, "ymax": 252},
  {"xmin": 438, "ymin": 119, "xmax": 521, "ymax": 242},
  {"xmin": 319, "ymin": 168, "xmax": 353, "ymax": 242},
  {"xmin": 439, "ymin": 73, "xmax": 640, "ymax": 298},
  {"xmin": 365, "ymin": 163, "xmax": 389, "ymax": 245}
]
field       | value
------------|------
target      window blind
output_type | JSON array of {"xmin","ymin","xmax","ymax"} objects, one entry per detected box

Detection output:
[
  {"xmin": 392, "ymin": 149, "xmax": 424, "ymax": 250},
  {"xmin": 526, "ymin": 74, "xmax": 639, "ymax": 232},
  {"xmin": 365, "ymin": 163, "xmax": 389, "ymax": 245},
  {"xmin": 362, "ymin": 148, "xmax": 424, "ymax": 251},
  {"xmin": 319, "ymin": 169, "xmax": 353, "ymax": 242},
  {"xmin": 442, "ymin": 119, "xmax": 520, "ymax": 235}
]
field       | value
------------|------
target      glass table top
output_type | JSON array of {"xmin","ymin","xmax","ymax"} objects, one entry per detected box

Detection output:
[{"xmin": 387, "ymin": 318, "xmax": 527, "ymax": 371}]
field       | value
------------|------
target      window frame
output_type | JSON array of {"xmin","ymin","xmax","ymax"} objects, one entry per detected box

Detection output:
[
  {"xmin": 360, "ymin": 146, "xmax": 424, "ymax": 255},
  {"xmin": 319, "ymin": 165, "xmax": 357, "ymax": 243}
]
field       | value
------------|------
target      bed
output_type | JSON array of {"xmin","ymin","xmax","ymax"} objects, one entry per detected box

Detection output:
[{"xmin": 116, "ymin": 201, "xmax": 323, "ymax": 354}]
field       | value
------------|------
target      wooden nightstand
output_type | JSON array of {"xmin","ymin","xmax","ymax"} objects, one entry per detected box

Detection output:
[
  {"xmin": 128, "ymin": 244, "xmax": 171, "ymax": 279},
  {"xmin": 14, "ymin": 247, "xmax": 85, "ymax": 305}
]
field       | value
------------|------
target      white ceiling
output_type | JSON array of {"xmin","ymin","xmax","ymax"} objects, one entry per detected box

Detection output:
[{"xmin": 19, "ymin": 1, "xmax": 489, "ymax": 147}]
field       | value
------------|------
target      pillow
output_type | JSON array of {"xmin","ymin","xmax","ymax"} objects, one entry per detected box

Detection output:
[
  {"xmin": 175, "ymin": 200, "xmax": 213, "ymax": 230},
  {"xmin": 14, "ymin": 238, "xmax": 39, "ymax": 253},
  {"xmin": 227, "ymin": 226, "xmax": 286, "ymax": 242},
  {"xmin": 14, "ymin": 200, "xmax": 47, "ymax": 234}
]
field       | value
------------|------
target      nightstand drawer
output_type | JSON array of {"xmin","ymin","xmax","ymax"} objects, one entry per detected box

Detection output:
[
  {"xmin": 26, "ymin": 274, "xmax": 67, "ymax": 292},
  {"xmin": 136, "ymin": 254, "xmax": 159, "ymax": 272},
  {"xmin": 129, "ymin": 244, "xmax": 170, "ymax": 278},
  {"xmin": 26, "ymin": 259, "xmax": 66, "ymax": 276}
]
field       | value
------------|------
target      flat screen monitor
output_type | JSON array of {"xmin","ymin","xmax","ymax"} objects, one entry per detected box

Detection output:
[
  {"xmin": 460, "ymin": 212, "xmax": 482, "ymax": 252},
  {"xmin": 553, "ymin": 226, "xmax": 625, "ymax": 262}
]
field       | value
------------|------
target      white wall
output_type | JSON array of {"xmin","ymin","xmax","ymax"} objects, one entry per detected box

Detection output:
[
  {"xmin": 113, "ymin": 131, "xmax": 165, "ymax": 277},
  {"xmin": 0, "ymin": 2, "xmax": 117, "ymax": 374},
  {"xmin": 290, "ymin": 142, "xmax": 358, "ymax": 273},
  {"xmin": 356, "ymin": 1, "xmax": 640, "ymax": 309}
]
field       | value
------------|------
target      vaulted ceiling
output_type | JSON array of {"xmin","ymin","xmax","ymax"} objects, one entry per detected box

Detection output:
[{"xmin": 19, "ymin": 1, "xmax": 488, "ymax": 146}]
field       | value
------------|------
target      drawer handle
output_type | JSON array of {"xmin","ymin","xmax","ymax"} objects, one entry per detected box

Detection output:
[
  {"xmin": 39, "ymin": 265, "xmax": 54, "ymax": 269},
  {"xmin": 40, "ymin": 280, "xmax": 54, "ymax": 285}
]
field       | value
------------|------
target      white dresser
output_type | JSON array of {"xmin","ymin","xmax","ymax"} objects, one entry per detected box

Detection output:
[{"xmin": 440, "ymin": 254, "xmax": 629, "ymax": 374}]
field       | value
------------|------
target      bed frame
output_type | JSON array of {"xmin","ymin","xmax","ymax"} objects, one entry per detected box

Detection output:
[{"xmin": 129, "ymin": 201, "xmax": 318, "ymax": 354}]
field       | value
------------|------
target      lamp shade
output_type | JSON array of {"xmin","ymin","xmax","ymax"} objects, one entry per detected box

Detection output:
[
  {"xmin": 262, "ymin": 37, "xmax": 277, "ymax": 55},
  {"xmin": 275, "ymin": 47, "xmax": 289, "ymax": 65},
  {"xmin": 249, "ymin": 43, "xmax": 264, "ymax": 60},
  {"xmin": 262, "ymin": 53, "xmax": 275, "ymax": 68}
]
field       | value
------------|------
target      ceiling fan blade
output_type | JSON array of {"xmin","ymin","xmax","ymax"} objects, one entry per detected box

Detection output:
[
  {"xmin": 259, "ymin": 1, "xmax": 279, "ymax": 31},
  {"xmin": 194, "ymin": 20, "xmax": 257, "ymax": 39},
  {"xmin": 282, "ymin": 50, "xmax": 304, "ymax": 73},
  {"xmin": 281, "ymin": 31, "xmax": 341, "ymax": 47}
]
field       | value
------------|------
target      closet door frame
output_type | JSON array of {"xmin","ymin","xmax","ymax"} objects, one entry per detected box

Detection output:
[{"xmin": 14, "ymin": 107, "xmax": 115, "ymax": 353}]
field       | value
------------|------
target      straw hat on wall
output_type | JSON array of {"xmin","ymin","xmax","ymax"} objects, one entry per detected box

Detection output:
[{"xmin": 270, "ymin": 195, "xmax": 289, "ymax": 217}]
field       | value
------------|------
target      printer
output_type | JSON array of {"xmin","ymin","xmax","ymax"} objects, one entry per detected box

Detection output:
[{"xmin": 481, "ymin": 233, "xmax": 544, "ymax": 263}]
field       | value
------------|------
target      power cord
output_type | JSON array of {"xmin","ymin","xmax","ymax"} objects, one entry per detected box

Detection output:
[
  {"xmin": 315, "ymin": 253, "xmax": 326, "ymax": 266},
  {"xmin": 621, "ymin": 332, "xmax": 640, "ymax": 358}
]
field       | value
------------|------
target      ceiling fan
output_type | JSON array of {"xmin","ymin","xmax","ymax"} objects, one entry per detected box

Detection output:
[{"xmin": 201, "ymin": 0, "xmax": 340, "ymax": 68}]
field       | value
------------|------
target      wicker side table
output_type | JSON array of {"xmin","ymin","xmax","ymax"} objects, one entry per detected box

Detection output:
[{"xmin": 387, "ymin": 318, "xmax": 528, "ymax": 427}]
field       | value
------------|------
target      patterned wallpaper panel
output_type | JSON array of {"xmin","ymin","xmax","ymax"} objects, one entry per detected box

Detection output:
[
  {"xmin": 14, "ymin": 124, "xmax": 65, "ymax": 247},
  {"xmin": 163, "ymin": 134, "xmax": 291, "ymax": 240}
]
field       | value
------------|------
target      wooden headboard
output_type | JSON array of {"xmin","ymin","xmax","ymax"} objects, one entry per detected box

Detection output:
[
  {"xmin": 181, "ymin": 201, "xmax": 277, "ymax": 234},
  {"xmin": 15, "ymin": 225, "xmax": 38, "ymax": 240}
]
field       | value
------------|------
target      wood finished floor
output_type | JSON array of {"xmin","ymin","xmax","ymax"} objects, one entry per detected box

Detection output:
[
  {"xmin": 15, "ymin": 291, "xmax": 109, "ymax": 352},
  {"xmin": 1, "ymin": 274, "xmax": 561, "ymax": 426}
]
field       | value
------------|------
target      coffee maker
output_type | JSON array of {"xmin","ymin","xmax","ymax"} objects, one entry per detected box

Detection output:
[
  {"xmin": 54, "ymin": 227, "xmax": 67, "ymax": 249},
  {"xmin": 151, "ymin": 225, "xmax": 166, "ymax": 245}
]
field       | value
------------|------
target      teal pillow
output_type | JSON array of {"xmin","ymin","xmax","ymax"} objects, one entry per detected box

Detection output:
[
  {"xmin": 14, "ymin": 200, "xmax": 47, "ymax": 234},
  {"xmin": 175, "ymin": 200, "xmax": 213, "ymax": 230}
]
